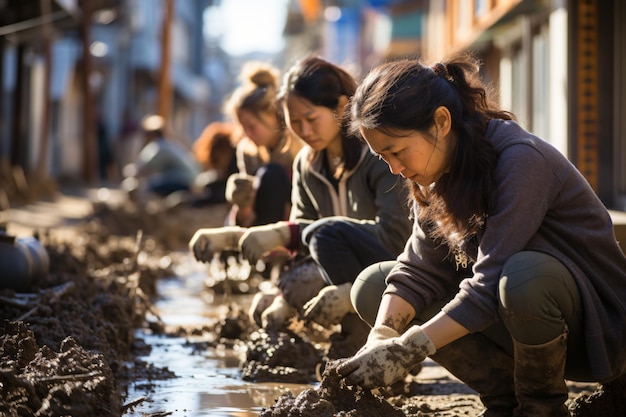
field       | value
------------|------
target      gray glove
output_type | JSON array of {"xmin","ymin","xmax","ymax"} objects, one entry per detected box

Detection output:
[
  {"xmin": 225, "ymin": 173, "xmax": 256, "ymax": 207},
  {"xmin": 188, "ymin": 226, "xmax": 246, "ymax": 262},
  {"xmin": 337, "ymin": 324, "xmax": 436, "ymax": 389},
  {"xmin": 302, "ymin": 282, "xmax": 355, "ymax": 328},
  {"xmin": 238, "ymin": 222, "xmax": 291, "ymax": 264}
]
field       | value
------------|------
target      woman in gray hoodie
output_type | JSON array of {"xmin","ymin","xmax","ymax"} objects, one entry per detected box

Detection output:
[{"xmin": 338, "ymin": 54, "xmax": 626, "ymax": 417}]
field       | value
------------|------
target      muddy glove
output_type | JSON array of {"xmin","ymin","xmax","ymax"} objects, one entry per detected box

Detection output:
[
  {"xmin": 261, "ymin": 294, "xmax": 297, "ymax": 333},
  {"xmin": 337, "ymin": 324, "xmax": 436, "ymax": 389},
  {"xmin": 238, "ymin": 222, "xmax": 291, "ymax": 264},
  {"xmin": 249, "ymin": 288, "xmax": 280, "ymax": 327},
  {"xmin": 302, "ymin": 282, "xmax": 355, "ymax": 329},
  {"xmin": 225, "ymin": 173, "xmax": 256, "ymax": 208},
  {"xmin": 189, "ymin": 226, "xmax": 246, "ymax": 262}
]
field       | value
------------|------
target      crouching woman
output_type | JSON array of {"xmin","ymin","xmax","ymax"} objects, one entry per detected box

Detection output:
[{"xmin": 338, "ymin": 54, "xmax": 626, "ymax": 417}]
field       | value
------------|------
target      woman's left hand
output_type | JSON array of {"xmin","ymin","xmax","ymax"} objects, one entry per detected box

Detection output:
[{"xmin": 337, "ymin": 325, "xmax": 436, "ymax": 389}]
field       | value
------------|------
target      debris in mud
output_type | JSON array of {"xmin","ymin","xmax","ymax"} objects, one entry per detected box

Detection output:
[
  {"xmin": 258, "ymin": 359, "xmax": 405, "ymax": 417},
  {"xmin": 0, "ymin": 219, "xmax": 178, "ymax": 417},
  {"xmin": 0, "ymin": 322, "xmax": 116, "ymax": 417}
]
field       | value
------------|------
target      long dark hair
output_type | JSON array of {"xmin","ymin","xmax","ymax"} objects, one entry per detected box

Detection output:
[
  {"xmin": 350, "ymin": 53, "xmax": 514, "ymax": 246},
  {"xmin": 278, "ymin": 56, "xmax": 364, "ymax": 173}
]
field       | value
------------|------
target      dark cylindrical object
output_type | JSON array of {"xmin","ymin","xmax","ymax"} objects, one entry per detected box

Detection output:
[{"xmin": 0, "ymin": 232, "xmax": 50, "ymax": 291}]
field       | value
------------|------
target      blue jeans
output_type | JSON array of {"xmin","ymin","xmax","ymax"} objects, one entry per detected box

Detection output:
[{"xmin": 253, "ymin": 163, "xmax": 290, "ymax": 225}]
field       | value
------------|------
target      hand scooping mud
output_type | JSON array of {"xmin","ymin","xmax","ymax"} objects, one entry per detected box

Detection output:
[{"xmin": 337, "ymin": 324, "xmax": 436, "ymax": 389}]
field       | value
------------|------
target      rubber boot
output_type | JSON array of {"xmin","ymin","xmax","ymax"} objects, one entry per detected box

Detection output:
[
  {"xmin": 513, "ymin": 331, "xmax": 570, "ymax": 417},
  {"xmin": 430, "ymin": 332, "xmax": 517, "ymax": 417},
  {"xmin": 569, "ymin": 372, "xmax": 626, "ymax": 416}
]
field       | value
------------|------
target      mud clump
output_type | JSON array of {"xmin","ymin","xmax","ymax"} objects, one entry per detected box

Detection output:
[
  {"xmin": 259, "ymin": 359, "xmax": 405, "ymax": 417},
  {"xmin": 240, "ymin": 329, "xmax": 323, "ymax": 383}
]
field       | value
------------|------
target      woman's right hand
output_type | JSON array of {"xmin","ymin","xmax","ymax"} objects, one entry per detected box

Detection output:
[{"xmin": 189, "ymin": 226, "xmax": 246, "ymax": 262}]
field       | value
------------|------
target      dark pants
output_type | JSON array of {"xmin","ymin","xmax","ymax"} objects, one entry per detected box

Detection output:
[
  {"xmin": 351, "ymin": 251, "xmax": 593, "ymax": 381},
  {"xmin": 253, "ymin": 163, "xmax": 291, "ymax": 226},
  {"xmin": 305, "ymin": 219, "xmax": 396, "ymax": 286}
]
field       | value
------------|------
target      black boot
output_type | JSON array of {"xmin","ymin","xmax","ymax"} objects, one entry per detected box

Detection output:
[
  {"xmin": 569, "ymin": 372, "xmax": 626, "ymax": 417},
  {"xmin": 430, "ymin": 332, "xmax": 517, "ymax": 417},
  {"xmin": 513, "ymin": 331, "xmax": 570, "ymax": 417}
]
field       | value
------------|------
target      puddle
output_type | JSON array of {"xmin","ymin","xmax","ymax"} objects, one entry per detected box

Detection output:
[{"xmin": 123, "ymin": 254, "xmax": 315, "ymax": 417}]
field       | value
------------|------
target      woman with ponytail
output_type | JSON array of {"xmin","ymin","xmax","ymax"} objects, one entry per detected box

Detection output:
[{"xmin": 338, "ymin": 53, "xmax": 626, "ymax": 417}]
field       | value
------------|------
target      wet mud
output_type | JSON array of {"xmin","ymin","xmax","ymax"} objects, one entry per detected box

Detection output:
[
  {"xmin": 240, "ymin": 329, "xmax": 323, "ymax": 383},
  {"xmin": 0, "ymin": 223, "xmax": 169, "ymax": 416},
  {"xmin": 259, "ymin": 360, "xmax": 406, "ymax": 417}
]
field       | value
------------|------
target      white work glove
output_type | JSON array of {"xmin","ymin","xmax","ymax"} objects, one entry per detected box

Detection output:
[
  {"xmin": 225, "ymin": 173, "xmax": 256, "ymax": 207},
  {"xmin": 337, "ymin": 324, "xmax": 436, "ymax": 389},
  {"xmin": 302, "ymin": 282, "xmax": 355, "ymax": 329},
  {"xmin": 261, "ymin": 294, "xmax": 297, "ymax": 333},
  {"xmin": 188, "ymin": 226, "xmax": 246, "ymax": 262},
  {"xmin": 365, "ymin": 324, "xmax": 400, "ymax": 343},
  {"xmin": 238, "ymin": 222, "xmax": 291, "ymax": 264}
]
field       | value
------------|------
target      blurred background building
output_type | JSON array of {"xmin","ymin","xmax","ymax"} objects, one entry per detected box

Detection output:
[{"xmin": 0, "ymin": 0, "xmax": 624, "ymax": 225}]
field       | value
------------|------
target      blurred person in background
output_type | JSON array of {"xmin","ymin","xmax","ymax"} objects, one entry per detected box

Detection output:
[
  {"xmin": 122, "ymin": 114, "xmax": 201, "ymax": 202},
  {"xmin": 222, "ymin": 61, "xmax": 303, "ymax": 227},
  {"xmin": 190, "ymin": 121, "xmax": 239, "ymax": 206}
]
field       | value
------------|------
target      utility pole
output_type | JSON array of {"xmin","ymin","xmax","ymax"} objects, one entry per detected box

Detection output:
[
  {"xmin": 80, "ymin": 0, "xmax": 96, "ymax": 184},
  {"xmin": 158, "ymin": 0, "xmax": 174, "ymax": 124},
  {"xmin": 37, "ymin": 0, "xmax": 53, "ymax": 180}
]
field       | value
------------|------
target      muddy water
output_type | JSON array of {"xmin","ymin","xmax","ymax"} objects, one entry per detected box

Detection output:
[{"xmin": 123, "ymin": 253, "xmax": 314, "ymax": 417}]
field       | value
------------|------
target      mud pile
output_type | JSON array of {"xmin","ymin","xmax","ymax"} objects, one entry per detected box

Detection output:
[
  {"xmin": 0, "ymin": 223, "xmax": 175, "ymax": 417},
  {"xmin": 89, "ymin": 198, "xmax": 230, "ymax": 251},
  {"xmin": 240, "ymin": 329, "xmax": 323, "ymax": 383},
  {"xmin": 259, "ymin": 360, "xmax": 405, "ymax": 417}
]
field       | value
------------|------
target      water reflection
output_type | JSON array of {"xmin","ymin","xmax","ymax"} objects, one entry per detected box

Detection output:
[{"xmin": 123, "ymin": 254, "xmax": 314, "ymax": 417}]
